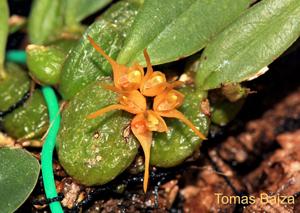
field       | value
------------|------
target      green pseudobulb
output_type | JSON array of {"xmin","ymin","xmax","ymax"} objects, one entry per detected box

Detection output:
[
  {"xmin": 151, "ymin": 86, "xmax": 210, "ymax": 167},
  {"xmin": 57, "ymin": 78, "xmax": 138, "ymax": 185},
  {"xmin": 0, "ymin": 63, "xmax": 30, "ymax": 112},
  {"xmin": 2, "ymin": 90, "xmax": 49, "ymax": 139}
]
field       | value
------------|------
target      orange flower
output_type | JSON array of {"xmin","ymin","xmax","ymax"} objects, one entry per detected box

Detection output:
[
  {"xmin": 87, "ymin": 36, "xmax": 206, "ymax": 193},
  {"xmin": 88, "ymin": 36, "xmax": 144, "ymax": 91}
]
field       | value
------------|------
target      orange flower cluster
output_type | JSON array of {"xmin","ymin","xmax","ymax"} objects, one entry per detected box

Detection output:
[{"xmin": 87, "ymin": 36, "xmax": 206, "ymax": 192}]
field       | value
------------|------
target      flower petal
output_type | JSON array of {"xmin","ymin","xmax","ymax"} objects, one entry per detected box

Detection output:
[
  {"xmin": 141, "ymin": 71, "xmax": 167, "ymax": 97},
  {"xmin": 143, "ymin": 49, "xmax": 154, "ymax": 75},
  {"xmin": 131, "ymin": 113, "xmax": 153, "ymax": 193},
  {"xmin": 146, "ymin": 110, "xmax": 168, "ymax": 132},
  {"xmin": 153, "ymin": 89, "xmax": 184, "ymax": 112},
  {"xmin": 158, "ymin": 109, "xmax": 207, "ymax": 140},
  {"xmin": 119, "ymin": 90, "xmax": 147, "ymax": 114},
  {"xmin": 87, "ymin": 36, "xmax": 127, "ymax": 88},
  {"xmin": 87, "ymin": 104, "xmax": 133, "ymax": 119},
  {"xmin": 100, "ymin": 84, "xmax": 147, "ymax": 114},
  {"xmin": 140, "ymin": 49, "xmax": 167, "ymax": 97},
  {"xmin": 88, "ymin": 36, "xmax": 142, "ymax": 91}
]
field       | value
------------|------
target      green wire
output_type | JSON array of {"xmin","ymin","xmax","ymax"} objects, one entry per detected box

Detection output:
[
  {"xmin": 41, "ymin": 86, "xmax": 63, "ymax": 213},
  {"xmin": 6, "ymin": 50, "xmax": 63, "ymax": 213},
  {"xmin": 5, "ymin": 50, "xmax": 26, "ymax": 64}
]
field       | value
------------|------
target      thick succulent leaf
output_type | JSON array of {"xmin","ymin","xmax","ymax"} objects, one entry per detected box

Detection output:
[
  {"xmin": 26, "ymin": 45, "xmax": 65, "ymax": 85},
  {"xmin": 117, "ymin": 0, "xmax": 252, "ymax": 66},
  {"xmin": 0, "ymin": 63, "xmax": 30, "ymax": 112},
  {"xmin": 57, "ymin": 78, "xmax": 138, "ymax": 186},
  {"xmin": 65, "ymin": 0, "xmax": 112, "ymax": 25},
  {"xmin": 2, "ymin": 90, "xmax": 49, "ymax": 139},
  {"xmin": 28, "ymin": 0, "xmax": 64, "ymax": 44},
  {"xmin": 196, "ymin": 0, "xmax": 300, "ymax": 90},
  {"xmin": 0, "ymin": 0, "xmax": 9, "ymax": 71},
  {"xmin": 59, "ymin": 0, "xmax": 141, "ymax": 100},
  {"xmin": 151, "ymin": 86, "xmax": 210, "ymax": 167},
  {"xmin": 0, "ymin": 148, "xmax": 40, "ymax": 213}
]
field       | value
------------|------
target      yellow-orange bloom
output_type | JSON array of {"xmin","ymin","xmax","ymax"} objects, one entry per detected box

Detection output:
[{"xmin": 87, "ymin": 36, "xmax": 206, "ymax": 193}]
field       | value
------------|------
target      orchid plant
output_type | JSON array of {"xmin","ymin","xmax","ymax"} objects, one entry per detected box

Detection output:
[{"xmin": 87, "ymin": 36, "xmax": 206, "ymax": 192}]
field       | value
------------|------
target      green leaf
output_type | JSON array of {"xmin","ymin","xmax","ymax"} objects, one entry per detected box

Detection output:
[
  {"xmin": 28, "ymin": 0, "xmax": 64, "ymax": 44},
  {"xmin": 59, "ymin": 0, "xmax": 142, "ymax": 100},
  {"xmin": 0, "ymin": 0, "xmax": 9, "ymax": 75},
  {"xmin": 0, "ymin": 63, "xmax": 30, "ymax": 112},
  {"xmin": 151, "ymin": 86, "xmax": 210, "ymax": 167},
  {"xmin": 0, "ymin": 148, "xmax": 40, "ymax": 213},
  {"xmin": 117, "ymin": 0, "xmax": 252, "ymax": 66},
  {"xmin": 2, "ymin": 90, "xmax": 49, "ymax": 139},
  {"xmin": 65, "ymin": 0, "xmax": 112, "ymax": 25},
  {"xmin": 196, "ymin": 0, "xmax": 300, "ymax": 90},
  {"xmin": 57, "ymin": 78, "xmax": 138, "ymax": 186}
]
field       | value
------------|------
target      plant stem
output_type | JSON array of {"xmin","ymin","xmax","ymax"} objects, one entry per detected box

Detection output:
[{"xmin": 0, "ymin": 0, "xmax": 9, "ymax": 79}]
